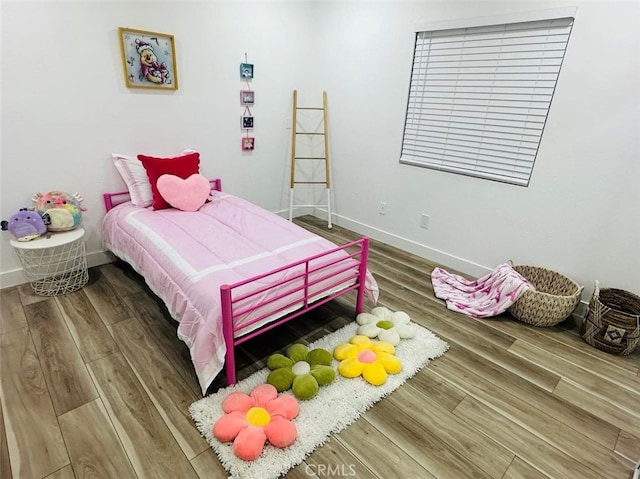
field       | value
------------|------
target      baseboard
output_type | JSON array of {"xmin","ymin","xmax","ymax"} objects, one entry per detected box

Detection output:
[
  {"xmin": 0, "ymin": 268, "xmax": 28, "ymax": 290},
  {"xmin": 273, "ymin": 207, "xmax": 314, "ymax": 219},
  {"xmin": 0, "ymin": 250, "xmax": 114, "ymax": 290},
  {"xmin": 318, "ymin": 211, "xmax": 494, "ymax": 278},
  {"xmin": 87, "ymin": 250, "xmax": 116, "ymax": 269},
  {"xmin": 571, "ymin": 301, "xmax": 589, "ymax": 326}
]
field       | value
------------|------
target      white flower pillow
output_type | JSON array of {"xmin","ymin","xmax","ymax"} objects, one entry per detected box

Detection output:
[
  {"xmin": 111, "ymin": 149, "xmax": 199, "ymax": 207},
  {"xmin": 356, "ymin": 306, "xmax": 416, "ymax": 346}
]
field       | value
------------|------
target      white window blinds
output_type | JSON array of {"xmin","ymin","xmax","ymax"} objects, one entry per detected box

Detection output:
[{"xmin": 401, "ymin": 16, "xmax": 574, "ymax": 186}]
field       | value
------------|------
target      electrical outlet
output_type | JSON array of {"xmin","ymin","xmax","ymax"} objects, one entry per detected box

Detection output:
[
  {"xmin": 379, "ymin": 202, "xmax": 387, "ymax": 215},
  {"xmin": 420, "ymin": 214, "xmax": 430, "ymax": 229},
  {"xmin": 285, "ymin": 117, "xmax": 292, "ymax": 129}
]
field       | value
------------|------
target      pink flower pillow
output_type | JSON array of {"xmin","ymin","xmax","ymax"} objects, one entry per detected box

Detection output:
[
  {"xmin": 156, "ymin": 173, "xmax": 210, "ymax": 212},
  {"xmin": 213, "ymin": 384, "xmax": 299, "ymax": 461}
]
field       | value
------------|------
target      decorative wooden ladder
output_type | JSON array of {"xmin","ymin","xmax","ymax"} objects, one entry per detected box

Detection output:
[{"xmin": 289, "ymin": 90, "xmax": 332, "ymax": 228}]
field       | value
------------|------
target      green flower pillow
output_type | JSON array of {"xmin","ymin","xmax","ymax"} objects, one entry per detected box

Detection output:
[{"xmin": 266, "ymin": 344, "xmax": 335, "ymax": 400}]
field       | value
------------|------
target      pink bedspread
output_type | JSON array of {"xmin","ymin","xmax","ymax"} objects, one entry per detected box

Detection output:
[
  {"xmin": 431, "ymin": 263, "xmax": 532, "ymax": 318},
  {"xmin": 103, "ymin": 191, "xmax": 378, "ymax": 394}
]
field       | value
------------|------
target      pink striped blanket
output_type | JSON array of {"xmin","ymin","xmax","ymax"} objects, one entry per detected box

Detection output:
[
  {"xmin": 431, "ymin": 263, "xmax": 532, "ymax": 318},
  {"xmin": 103, "ymin": 191, "xmax": 378, "ymax": 394}
]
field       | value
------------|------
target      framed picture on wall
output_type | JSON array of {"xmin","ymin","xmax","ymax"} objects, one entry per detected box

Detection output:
[
  {"xmin": 119, "ymin": 27, "xmax": 178, "ymax": 90},
  {"xmin": 241, "ymin": 116, "xmax": 254, "ymax": 129},
  {"xmin": 240, "ymin": 63, "xmax": 254, "ymax": 80},
  {"xmin": 240, "ymin": 90, "xmax": 255, "ymax": 105},
  {"xmin": 242, "ymin": 137, "xmax": 255, "ymax": 151}
]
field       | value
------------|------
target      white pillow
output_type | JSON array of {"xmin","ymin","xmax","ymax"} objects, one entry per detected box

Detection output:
[
  {"xmin": 111, "ymin": 149, "xmax": 200, "ymax": 207},
  {"xmin": 112, "ymin": 153, "xmax": 153, "ymax": 206}
]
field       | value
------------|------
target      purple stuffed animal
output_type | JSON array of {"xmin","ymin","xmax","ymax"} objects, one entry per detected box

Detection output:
[{"xmin": 1, "ymin": 208, "xmax": 50, "ymax": 241}]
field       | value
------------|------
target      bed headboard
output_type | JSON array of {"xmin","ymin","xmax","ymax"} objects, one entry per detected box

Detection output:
[{"xmin": 103, "ymin": 178, "xmax": 222, "ymax": 212}]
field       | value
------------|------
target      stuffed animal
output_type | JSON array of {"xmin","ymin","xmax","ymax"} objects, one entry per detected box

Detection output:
[
  {"xmin": 1, "ymin": 208, "xmax": 49, "ymax": 241},
  {"xmin": 33, "ymin": 191, "xmax": 85, "ymax": 232}
]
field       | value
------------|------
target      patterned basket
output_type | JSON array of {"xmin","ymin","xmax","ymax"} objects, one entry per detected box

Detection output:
[
  {"xmin": 581, "ymin": 281, "xmax": 640, "ymax": 355},
  {"xmin": 507, "ymin": 265, "xmax": 583, "ymax": 327}
]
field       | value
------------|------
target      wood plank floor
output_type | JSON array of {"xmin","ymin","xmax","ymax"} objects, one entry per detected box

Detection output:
[{"xmin": 1, "ymin": 215, "xmax": 639, "ymax": 479}]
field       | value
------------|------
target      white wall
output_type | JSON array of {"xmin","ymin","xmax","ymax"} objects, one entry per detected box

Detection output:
[
  {"xmin": 2, "ymin": 1, "xmax": 638, "ymax": 299},
  {"xmin": 1, "ymin": 1, "xmax": 315, "ymax": 286},
  {"xmin": 314, "ymin": 1, "xmax": 640, "ymax": 297}
]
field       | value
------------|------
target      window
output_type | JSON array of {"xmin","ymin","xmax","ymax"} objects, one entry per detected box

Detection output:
[{"xmin": 401, "ymin": 9, "xmax": 575, "ymax": 186}]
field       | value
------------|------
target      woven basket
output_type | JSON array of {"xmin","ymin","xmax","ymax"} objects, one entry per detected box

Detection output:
[
  {"xmin": 507, "ymin": 264, "xmax": 583, "ymax": 327},
  {"xmin": 581, "ymin": 281, "xmax": 640, "ymax": 355}
]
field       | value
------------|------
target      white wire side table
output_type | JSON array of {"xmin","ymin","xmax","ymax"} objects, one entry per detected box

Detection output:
[{"xmin": 10, "ymin": 227, "xmax": 89, "ymax": 296}]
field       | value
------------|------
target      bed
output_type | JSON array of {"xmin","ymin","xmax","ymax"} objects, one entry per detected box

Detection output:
[{"xmin": 102, "ymin": 179, "xmax": 378, "ymax": 395}]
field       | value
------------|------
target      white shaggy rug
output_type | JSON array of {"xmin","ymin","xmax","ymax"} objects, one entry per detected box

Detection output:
[{"xmin": 189, "ymin": 321, "xmax": 448, "ymax": 479}]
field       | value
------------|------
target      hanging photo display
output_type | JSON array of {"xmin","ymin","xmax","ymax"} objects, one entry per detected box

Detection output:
[
  {"xmin": 240, "ymin": 54, "xmax": 255, "ymax": 151},
  {"xmin": 240, "ymin": 90, "xmax": 255, "ymax": 105},
  {"xmin": 242, "ymin": 137, "xmax": 255, "ymax": 151},
  {"xmin": 240, "ymin": 63, "xmax": 254, "ymax": 80},
  {"xmin": 242, "ymin": 115, "xmax": 254, "ymax": 129}
]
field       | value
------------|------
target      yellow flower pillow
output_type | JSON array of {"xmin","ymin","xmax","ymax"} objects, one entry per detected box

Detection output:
[{"xmin": 333, "ymin": 335, "xmax": 402, "ymax": 386}]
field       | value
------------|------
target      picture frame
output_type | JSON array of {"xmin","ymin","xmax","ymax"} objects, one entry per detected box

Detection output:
[
  {"xmin": 242, "ymin": 137, "xmax": 255, "ymax": 151},
  {"xmin": 240, "ymin": 63, "xmax": 254, "ymax": 80},
  {"xmin": 240, "ymin": 90, "xmax": 255, "ymax": 105},
  {"xmin": 119, "ymin": 27, "xmax": 178, "ymax": 90},
  {"xmin": 241, "ymin": 116, "xmax": 254, "ymax": 129}
]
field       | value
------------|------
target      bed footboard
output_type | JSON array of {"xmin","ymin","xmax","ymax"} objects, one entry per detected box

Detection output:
[{"xmin": 221, "ymin": 236, "xmax": 370, "ymax": 385}]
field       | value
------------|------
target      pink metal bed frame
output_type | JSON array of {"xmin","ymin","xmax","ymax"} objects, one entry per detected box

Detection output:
[{"xmin": 103, "ymin": 178, "xmax": 370, "ymax": 386}]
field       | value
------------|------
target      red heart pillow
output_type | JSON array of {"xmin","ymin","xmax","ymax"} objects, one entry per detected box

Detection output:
[
  {"xmin": 138, "ymin": 152, "xmax": 200, "ymax": 210},
  {"xmin": 156, "ymin": 174, "xmax": 210, "ymax": 212}
]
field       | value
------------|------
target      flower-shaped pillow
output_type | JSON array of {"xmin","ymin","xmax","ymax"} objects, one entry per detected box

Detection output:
[
  {"xmin": 333, "ymin": 335, "xmax": 402, "ymax": 386},
  {"xmin": 266, "ymin": 344, "xmax": 335, "ymax": 400},
  {"xmin": 356, "ymin": 306, "xmax": 416, "ymax": 346},
  {"xmin": 212, "ymin": 384, "xmax": 299, "ymax": 461}
]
